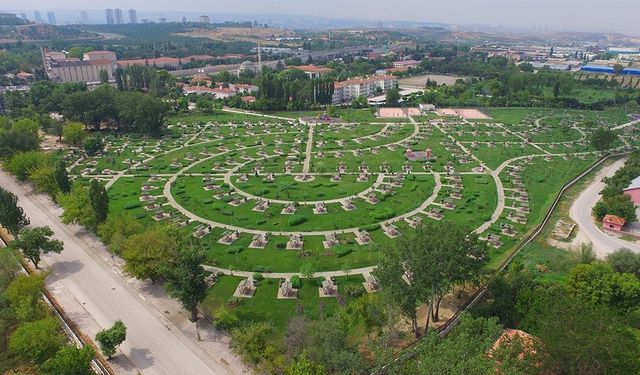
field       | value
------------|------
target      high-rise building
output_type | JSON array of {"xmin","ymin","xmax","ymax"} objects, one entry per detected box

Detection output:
[
  {"xmin": 128, "ymin": 9, "xmax": 137, "ymax": 24},
  {"xmin": 199, "ymin": 15, "xmax": 210, "ymax": 24},
  {"xmin": 80, "ymin": 11, "xmax": 88, "ymax": 24},
  {"xmin": 20, "ymin": 13, "xmax": 28, "ymax": 22},
  {"xmin": 33, "ymin": 11, "xmax": 42, "ymax": 23},
  {"xmin": 46, "ymin": 11, "xmax": 56, "ymax": 25},
  {"xmin": 114, "ymin": 8, "xmax": 123, "ymax": 24},
  {"xmin": 105, "ymin": 9, "xmax": 114, "ymax": 25}
]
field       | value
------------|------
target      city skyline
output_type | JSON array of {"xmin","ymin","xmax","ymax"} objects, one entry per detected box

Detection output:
[{"xmin": 4, "ymin": 0, "xmax": 640, "ymax": 35}]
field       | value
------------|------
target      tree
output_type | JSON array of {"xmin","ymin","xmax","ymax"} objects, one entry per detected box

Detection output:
[
  {"xmin": 411, "ymin": 315, "xmax": 504, "ymax": 375},
  {"xmin": 521, "ymin": 285, "xmax": 640, "ymax": 375},
  {"xmin": 164, "ymin": 245, "xmax": 209, "ymax": 322},
  {"xmin": 97, "ymin": 213, "xmax": 143, "ymax": 254},
  {"xmin": 58, "ymin": 182, "xmax": 97, "ymax": 229},
  {"xmin": 122, "ymin": 224, "xmax": 179, "ymax": 281},
  {"xmin": 11, "ymin": 226, "xmax": 63, "ymax": 269},
  {"xmin": 0, "ymin": 118, "xmax": 40, "ymax": 158},
  {"xmin": 0, "ymin": 187, "xmax": 30, "ymax": 236},
  {"xmin": 95, "ymin": 320, "xmax": 127, "ymax": 358},
  {"xmin": 284, "ymin": 352, "xmax": 325, "ymax": 375},
  {"xmin": 385, "ymin": 87, "xmax": 401, "ymax": 106},
  {"xmin": 7, "ymin": 150, "xmax": 50, "ymax": 180},
  {"xmin": 89, "ymin": 179, "xmax": 109, "ymax": 224},
  {"xmin": 29, "ymin": 165, "xmax": 58, "ymax": 197},
  {"xmin": 593, "ymin": 194, "xmax": 637, "ymax": 223},
  {"xmin": 83, "ymin": 136, "xmax": 103, "ymax": 156},
  {"xmin": 9, "ymin": 317, "xmax": 65, "ymax": 364},
  {"xmin": 590, "ymin": 127, "xmax": 618, "ymax": 151},
  {"xmin": 41, "ymin": 345, "xmax": 95, "ymax": 375},
  {"xmin": 613, "ymin": 64, "xmax": 624, "ymax": 75},
  {"xmin": 54, "ymin": 159, "xmax": 71, "ymax": 194},
  {"xmin": 230, "ymin": 321, "xmax": 277, "ymax": 364},
  {"xmin": 565, "ymin": 262, "xmax": 640, "ymax": 312},
  {"xmin": 99, "ymin": 69, "xmax": 109, "ymax": 84},
  {"xmin": 606, "ymin": 248, "xmax": 640, "ymax": 277},
  {"xmin": 62, "ymin": 122, "xmax": 87, "ymax": 145},
  {"xmin": 5, "ymin": 273, "xmax": 46, "ymax": 322}
]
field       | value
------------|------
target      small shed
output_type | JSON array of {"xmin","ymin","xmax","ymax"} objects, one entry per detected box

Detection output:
[{"xmin": 602, "ymin": 214, "xmax": 626, "ymax": 232}]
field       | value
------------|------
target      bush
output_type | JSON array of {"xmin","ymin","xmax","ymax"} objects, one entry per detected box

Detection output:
[
  {"xmin": 288, "ymin": 214, "xmax": 307, "ymax": 226},
  {"xmin": 370, "ymin": 208, "xmax": 395, "ymax": 221},
  {"xmin": 275, "ymin": 241, "xmax": 287, "ymax": 249},
  {"xmin": 252, "ymin": 273, "xmax": 264, "ymax": 281},
  {"xmin": 290, "ymin": 275, "xmax": 301, "ymax": 288},
  {"xmin": 227, "ymin": 246, "xmax": 243, "ymax": 255},
  {"xmin": 213, "ymin": 306, "xmax": 239, "ymax": 330},
  {"xmin": 124, "ymin": 201, "xmax": 142, "ymax": 210},
  {"xmin": 252, "ymin": 265, "xmax": 273, "ymax": 273},
  {"xmin": 360, "ymin": 223, "xmax": 381, "ymax": 232},
  {"xmin": 8, "ymin": 151, "xmax": 50, "ymax": 180},
  {"xmin": 343, "ymin": 284, "xmax": 365, "ymax": 298},
  {"xmin": 333, "ymin": 246, "xmax": 353, "ymax": 258}
]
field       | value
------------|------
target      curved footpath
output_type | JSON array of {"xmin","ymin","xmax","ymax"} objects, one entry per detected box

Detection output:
[
  {"xmin": 569, "ymin": 158, "xmax": 640, "ymax": 257},
  {"xmin": 0, "ymin": 168, "xmax": 247, "ymax": 375}
]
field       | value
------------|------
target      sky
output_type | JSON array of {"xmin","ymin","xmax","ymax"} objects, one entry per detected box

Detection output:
[{"xmin": 7, "ymin": 0, "xmax": 640, "ymax": 35}]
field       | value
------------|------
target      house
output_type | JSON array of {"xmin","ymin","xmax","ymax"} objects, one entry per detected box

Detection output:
[
  {"xmin": 602, "ymin": 214, "xmax": 626, "ymax": 232},
  {"xmin": 623, "ymin": 176, "xmax": 640, "ymax": 204},
  {"xmin": 392, "ymin": 59, "xmax": 420, "ymax": 69},
  {"xmin": 287, "ymin": 64, "xmax": 333, "ymax": 79},
  {"xmin": 419, "ymin": 103, "xmax": 436, "ymax": 112}
]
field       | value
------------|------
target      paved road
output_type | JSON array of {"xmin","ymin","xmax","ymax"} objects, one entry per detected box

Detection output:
[
  {"xmin": 0, "ymin": 169, "xmax": 245, "ymax": 375},
  {"xmin": 569, "ymin": 158, "xmax": 640, "ymax": 257}
]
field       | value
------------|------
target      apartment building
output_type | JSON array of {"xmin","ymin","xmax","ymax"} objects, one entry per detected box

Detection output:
[{"xmin": 332, "ymin": 75, "xmax": 397, "ymax": 104}]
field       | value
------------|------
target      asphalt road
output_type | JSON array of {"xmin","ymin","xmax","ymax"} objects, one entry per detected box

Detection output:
[
  {"xmin": 0, "ymin": 168, "xmax": 242, "ymax": 375},
  {"xmin": 569, "ymin": 158, "xmax": 640, "ymax": 257}
]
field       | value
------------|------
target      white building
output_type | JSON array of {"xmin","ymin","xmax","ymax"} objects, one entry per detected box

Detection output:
[{"xmin": 332, "ymin": 75, "xmax": 397, "ymax": 104}]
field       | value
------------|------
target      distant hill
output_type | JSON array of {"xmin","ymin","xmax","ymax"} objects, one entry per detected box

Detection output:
[{"xmin": 0, "ymin": 23, "xmax": 99, "ymax": 42}]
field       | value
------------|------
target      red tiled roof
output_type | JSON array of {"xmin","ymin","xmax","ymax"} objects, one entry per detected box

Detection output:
[
  {"xmin": 603, "ymin": 214, "xmax": 626, "ymax": 226},
  {"xmin": 288, "ymin": 64, "xmax": 333, "ymax": 73}
]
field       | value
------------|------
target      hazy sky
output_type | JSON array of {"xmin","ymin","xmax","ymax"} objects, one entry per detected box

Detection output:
[{"xmin": 9, "ymin": 0, "xmax": 640, "ymax": 35}]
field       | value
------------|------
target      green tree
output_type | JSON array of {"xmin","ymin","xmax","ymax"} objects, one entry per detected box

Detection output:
[
  {"xmin": 299, "ymin": 262, "xmax": 316, "ymax": 279},
  {"xmin": 95, "ymin": 320, "xmax": 127, "ymax": 359},
  {"xmin": 9, "ymin": 317, "xmax": 65, "ymax": 364},
  {"xmin": 230, "ymin": 321, "xmax": 277, "ymax": 364},
  {"xmin": 58, "ymin": 182, "xmax": 97, "ymax": 229},
  {"xmin": 99, "ymin": 69, "xmax": 109, "ymax": 84},
  {"xmin": 5, "ymin": 273, "xmax": 46, "ymax": 322},
  {"xmin": 590, "ymin": 127, "xmax": 618, "ymax": 151},
  {"xmin": 41, "ymin": 345, "xmax": 95, "ymax": 375},
  {"xmin": 29, "ymin": 164, "xmax": 58, "ymax": 197},
  {"xmin": 0, "ymin": 118, "xmax": 40, "ymax": 158},
  {"xmin": 89, "ymin": 179, "xmax": 109, "ymax": 224},
  {"xmin": 521, "ymin": 285, "xmax": 640, "ymax": 375},
  {"xmin": 613, "ymin": 64, "xmax": 624, "ymax": 75},
  {"xmin": 54, "ymin": 159, "xmax": 71, "ymax": 194},
  {"xmin": 164, "ymin": 245, "xmax": 209, "ymax": 322},
  {"xmin": 0, "ymin": 187, "xmax": 30, "ymax": 236},
  {"xmin": 385, "ymin": 87, "xmax": 401, "ymax": 106},
  {"xmin": 606, "ymin": 248, "xmax": 640, "ymax": 277},
  {"xmin": 62, "ymin": 122, "xmax": 87, "ymax": 145},
  {"xmin": 7, "ymin": 150, "xmax": 50, "ymax": 180},
  {"xmin": 284, "ymin": 352, "xmax": 325, "ymax": 375},
  {"xmin": 565, "ymin": 262, "xmax": 640, "ymax": 312},
  {"xmin": 11, "ymin": 226, "xmax": 63, "ymax": 269},
  {"xmin": 97, "ymin": 213, "xmax": 143, "ymax": 254},
  {"xmin": 593, "ymin": 194, "xmax": 637, "ymax": 223},
  {"xmin": 83, "ymin": 136, "xmax": 103, "ymax": 156},
  {"xmin": 122, "ymin": 224, "xmax": 179, "ymax": 281}
]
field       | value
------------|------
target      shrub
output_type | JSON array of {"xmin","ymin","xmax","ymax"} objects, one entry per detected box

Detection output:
[
  {"xmin": 343, "ymin": 284, "xmax": 365, "ymax": 298},
  {"xmin": 226, "ymin": 246, "xmax": 243, "ymax": 255},
  {"xmin": 370, "ymin": 208, "xmax": 395, "ymax": 221},
  {"xmin": 288, "ymin": 214, "xmax": 307, "ymax": 226},
  {"xmin": 361, "ymin": 223, "xmax": 381, "ymax": 232},
  {"xmin": 275, "ymin": 241, "xmax": 287, "ymax": 249},
  {"xmin": 252, "ymin": 273, "xmax": 264, "ymax": 281},
  {"xmin": 213, "ymin": 306, "xmax": 239, "ymax": 330},
  {"xmin": 252, "ymin": 265, "xmax": 273, "ymax": 273},
  {"xmin": 124, "ymin": 201, "xmax": 142, "ymax": 210},
  {"xmin": 333, "ymin": 246, "xmax": 353, "ymax": 258},
  {"xmin": 290, "ymin": 275, "xmax": 301, "ymax": 289},
  {"xmin": 8, "ymin": 151, "xmax": 50, "ymax": 180}
]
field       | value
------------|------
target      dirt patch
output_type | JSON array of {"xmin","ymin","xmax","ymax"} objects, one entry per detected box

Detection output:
[{"xmin": 178, "ymin": 27, "xmax": 298, "ymax": 45}]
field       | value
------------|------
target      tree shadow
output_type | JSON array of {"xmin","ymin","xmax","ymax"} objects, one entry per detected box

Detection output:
[
  {"xmin": 129, "ymin": 347, "xmax": 154, "ymax": 370},
  {"xmin": 52, "ymin": 259, "xmax": 84, "ymax": 278}
]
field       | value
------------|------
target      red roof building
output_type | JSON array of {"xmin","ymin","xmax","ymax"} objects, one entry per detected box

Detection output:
[{"xmin": 602, "ymin": 214, "xmax": 626, "ymax": 232}]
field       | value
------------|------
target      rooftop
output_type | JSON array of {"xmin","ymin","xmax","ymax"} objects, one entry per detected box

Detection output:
[{"xmin": 603, "ymin": 214, "xmax": 626, "ymax": 226}]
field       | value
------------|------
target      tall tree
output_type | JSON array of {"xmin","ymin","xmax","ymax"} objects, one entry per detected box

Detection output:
[
  {"xmin": 58, "ymin": 182, "xmax": 97, "ymax": 229},
  {"xmin": 164, "ymin": 245, "xmax": 209, "ymax": 322},
  {"xmin": 590, "ymin": 127, "xmax": 618, "ymax": 152},
  {"xmin": 54, "ymin": 159, "xmax": 71, "ymax": 194},
  {"xmin": 122, "ymin": 224, "xmax": 179, "ymax": 281},
  {"xmin": 11, "ymin": 226, "xmax": 63, "ymax": 269},
  {"xmin": 89, "ymin": 179, "xmax": 109, "ymax": 224},
  {"xmin": 95, "ymin": 320, "xmax": 127, "ymax": 359},
  {"xmin": 0, "ymin": 187, "xmax": 30, "ymax": 236}
]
